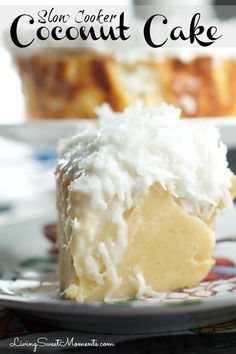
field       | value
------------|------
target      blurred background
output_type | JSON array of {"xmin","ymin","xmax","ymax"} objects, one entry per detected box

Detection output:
[
  {"xmin": 1, "ymin": 0, "xmax": 236, "ymax": 124},
  {"xmin": 1, "ymin": 0, "xmax": 236, "ymax": 275}
]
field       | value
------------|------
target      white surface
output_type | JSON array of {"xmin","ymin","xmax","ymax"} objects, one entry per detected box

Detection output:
[
  {"xmin": 0, "ymin": 137, "xmax": 55, "ymax": 203},
  {"xmin": 191, "ymin": 117, "xmax": 236, "ymax": 149},
  {"xmin": 0, "ymin": 120, "xmax": 96, "ymax": 149},
  {"xmin": 0, "ymin": 137, "xmax": 56, "ymax": 266},
  {"xmin": 1, "ymin": 117, "xmax": 236, "ymax": 149},
  {"xmin": 0, "ymin": 48, "xmax": 25, "ymax": 124}
]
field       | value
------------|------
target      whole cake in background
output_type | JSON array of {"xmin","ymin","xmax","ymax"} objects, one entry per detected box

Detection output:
[
  {"xmin": 15, "ymin": 48, "xmax": 236, "ymax": 119},
  {"xmin": 56, "ymin": 102, "xmax": 236, "ymax": 302}
]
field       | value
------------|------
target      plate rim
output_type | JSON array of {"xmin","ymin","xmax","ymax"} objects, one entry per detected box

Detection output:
[
  {"xmin": 1, "ymin": 117, "xmax": 236, "ymax": 127},
  {"xmin": 1, "ymin": 279, "xmax": 236, "ymax": 318}
]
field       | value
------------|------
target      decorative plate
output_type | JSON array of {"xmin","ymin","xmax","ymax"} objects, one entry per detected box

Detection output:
[
  {"xmin": 0, "ymin": 118, "xmax": 236, "ymax": 149},
  {"xmin": 0, "ymin": 252, "xmax": 236, "ymax": 335}
]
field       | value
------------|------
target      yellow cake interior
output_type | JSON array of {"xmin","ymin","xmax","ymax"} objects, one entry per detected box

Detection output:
[
  {"xmin": 61, "ymin": 183, "xmax": 217, "ymax": 302},
  {"xmin": 56, "ymin": 104, "xmax": 236, "ymax": 303}
]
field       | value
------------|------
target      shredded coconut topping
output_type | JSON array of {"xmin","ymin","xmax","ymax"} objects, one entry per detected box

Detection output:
[
  {"xmin": 56, "ymin": 102, "xmax": 232, "ymax": 297},
  {"xmin": 58, "ymin": 102, "xmax": 232, "ymax": 220}
]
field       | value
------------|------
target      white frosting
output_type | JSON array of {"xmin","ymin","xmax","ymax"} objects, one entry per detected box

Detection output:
[
  {"xmin": 179, "ymin": 94, "xmax": 197, "ymax": 115},
  {"xmin": 57, "ymin": 102, "xmax": 232, "ymax": 299},
  {"xmin": 59, "ymin": 102, "xmax": 232, "ymax": 219},
  {"xmin": 118, "ymin": 65, "xmax": 159, "ymax": 95}
]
